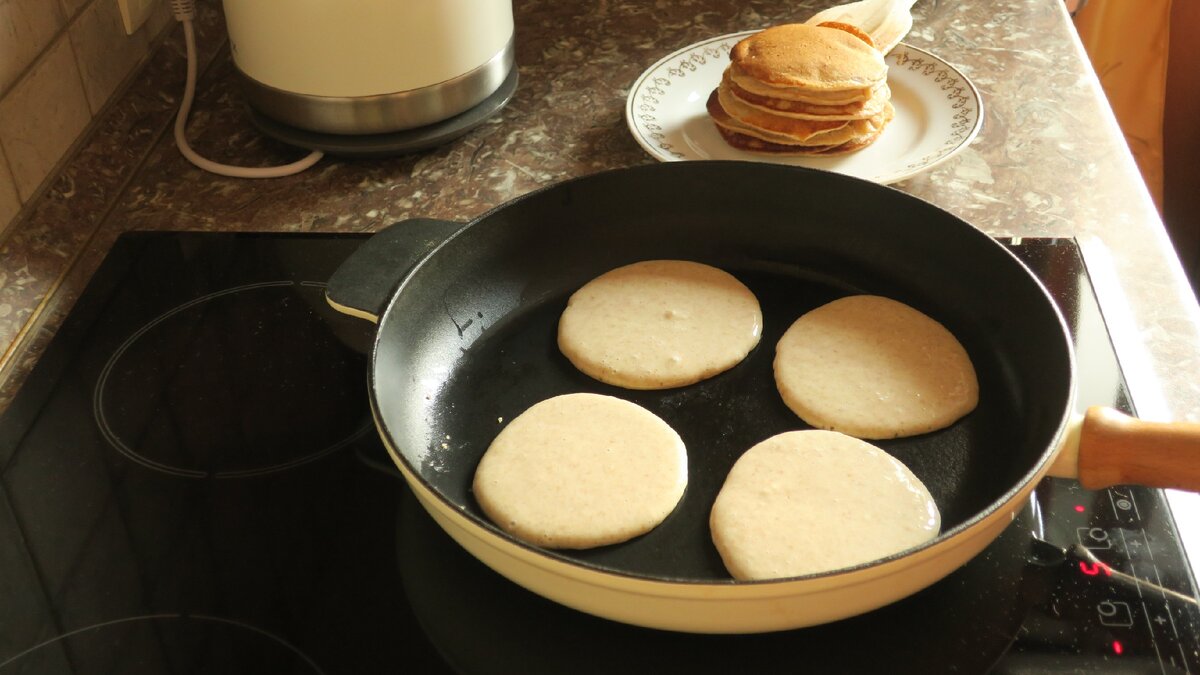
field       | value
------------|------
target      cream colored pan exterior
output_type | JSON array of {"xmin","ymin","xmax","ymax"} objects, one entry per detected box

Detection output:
[{"xmin": 380, "ymin": 415, "xmax": 1060, "ymax": 634}]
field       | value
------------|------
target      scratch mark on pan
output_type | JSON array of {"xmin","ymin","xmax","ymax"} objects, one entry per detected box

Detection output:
[{"xmin": 444, "ymin": 294, "xmax": 468, "ymax": 336}]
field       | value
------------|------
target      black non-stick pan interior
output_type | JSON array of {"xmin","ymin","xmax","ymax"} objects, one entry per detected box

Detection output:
[{"xmin": 370, "ymin": 162, "xmax": 1073, "ymax": 582}]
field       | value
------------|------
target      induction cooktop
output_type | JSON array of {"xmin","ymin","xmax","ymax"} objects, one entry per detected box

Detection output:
[{"xmin": 0, "ymin": 232, "xmax": 1196, "ymax": 674}]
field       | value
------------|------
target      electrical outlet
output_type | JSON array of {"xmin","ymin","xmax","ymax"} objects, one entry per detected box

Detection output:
[{"xmin": 117, "ymin": 0, "xmax": 160, "ymax": 35}]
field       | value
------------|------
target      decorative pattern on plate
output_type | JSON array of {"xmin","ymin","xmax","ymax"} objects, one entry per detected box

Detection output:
[
  {"xmin": 629, "ymin": 37, "xmax": 741, "ymax": 159},
  {"xmin": 624, "ymin": 32, "xmax": 984, "ymax": 184},
  {"xmin": 890, "ymin": 50, "xmax": 980, "ymax": 175}
]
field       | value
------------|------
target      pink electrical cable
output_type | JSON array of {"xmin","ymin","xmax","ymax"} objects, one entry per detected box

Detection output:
[{"xmin": 171, "ymin": 1, "xmax": 323, "ymax": 178}]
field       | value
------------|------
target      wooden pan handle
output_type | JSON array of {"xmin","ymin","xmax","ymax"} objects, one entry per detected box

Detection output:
[{"xmin": 1076, "ymin": 406, "xmax": 1200, "ymax": 491}]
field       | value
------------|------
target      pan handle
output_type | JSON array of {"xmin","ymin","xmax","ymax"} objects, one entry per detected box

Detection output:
[
  {"xmin": 1053, "ymin": 406, "xmax": 1200, "ymax": 491},
  {"xmin": 325, "ymin": 218, "xmax": 464, "ymax": 323}
]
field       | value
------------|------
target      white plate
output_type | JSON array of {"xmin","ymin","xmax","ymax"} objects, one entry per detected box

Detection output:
[{"xmin": 624, "ymin": 32, "xmax": 983, "ymax": 184}]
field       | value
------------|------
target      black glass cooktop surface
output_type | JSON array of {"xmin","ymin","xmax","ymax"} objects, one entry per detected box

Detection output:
[{"xmin": 0, "ymin": 233, "xmax": 1196, "ymax": 674}]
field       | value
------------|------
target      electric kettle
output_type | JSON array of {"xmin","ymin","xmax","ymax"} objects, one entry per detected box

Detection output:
[{"xmin": 222, "ymin": 0, "xmax": 515, "ymax": 135}]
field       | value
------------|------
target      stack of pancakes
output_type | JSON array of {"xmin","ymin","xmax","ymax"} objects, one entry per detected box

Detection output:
[{"xmin": 707, "ymin": 22, "xmax": 893, "ymax": 156}]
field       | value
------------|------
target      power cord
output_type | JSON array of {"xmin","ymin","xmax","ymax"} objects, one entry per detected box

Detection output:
[{"xmin": 170, "ymin": 0, "xmax": 323, "ymax": 178}]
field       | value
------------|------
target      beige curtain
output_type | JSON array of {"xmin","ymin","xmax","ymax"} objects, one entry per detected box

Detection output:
[{"xmin": 1073, "ymin": 0, "xmax": 1171, "ymax": 211}]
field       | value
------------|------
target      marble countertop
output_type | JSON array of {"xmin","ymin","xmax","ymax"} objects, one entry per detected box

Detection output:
[{"xmin": 1, "ymin": 0, "xmax": 1198, "ymax": 426}]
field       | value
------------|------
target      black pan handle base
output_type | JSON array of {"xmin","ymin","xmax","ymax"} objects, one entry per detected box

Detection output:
[{"xmin": 326, "ymin": 218, "xmax": 464, "ymax": 323}]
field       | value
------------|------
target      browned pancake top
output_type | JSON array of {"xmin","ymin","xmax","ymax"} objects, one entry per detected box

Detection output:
[{"xmin": 730, "ymin": 23, "xmax": 887, "ymax": 91}]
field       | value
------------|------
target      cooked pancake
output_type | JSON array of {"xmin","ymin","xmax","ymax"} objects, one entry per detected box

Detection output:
[
  {"xmin": 558, "ymin": 260, "xmax": 762, "ymax": 390},
  {"xmin": 713, "ymin": 121, "xmax": 886, "ymax": 156},
  {"xmin": 815, "ymin": 20, "xmax": 875, "ymax": 48},
  {"xmin": 715, "ymin": 85, "xmax": 886, "ymax": 143},
  {"xmin": 708, "ymin": 21, "xmax": 894, "ymax": 157},
  {"xmin": 708, "ymin": 91, "xmax": 892, "ymax": 154},
  {"xmin": 710, "ymin": 430, "xmax": 941, "ymax": 580},
  {"xmin": 729, "ymin": 23, "xmax": 887, "ymax": 92},
  {"xmin": 724, "ymin": 71, "xmax": 891, "ymax": 120},
  {"xmin": 715, "ymin": 86, "xmax": 850, "ymax": 140},
  {"xmin": 707, "ymin": 91, "xmax": 825, "ymax": 145},
  {"xmin": 773, "ymin": 295, "xmax": 979, "ymax": 439},
  {"xmin": 729, "ymin": 64, "xmax": 878, "ymax": 105},
  {"xmin": 473, "ymin": 393, "xmax": 687, "ymax": 549}
]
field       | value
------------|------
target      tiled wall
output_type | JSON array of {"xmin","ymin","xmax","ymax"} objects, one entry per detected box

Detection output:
[{"xmin": 0, "ymin": 0, "xmax": 174, "ymax": 235}]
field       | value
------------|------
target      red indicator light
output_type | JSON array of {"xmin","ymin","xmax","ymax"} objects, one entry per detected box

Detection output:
[
  {"xmin": 1079, "ymin": 561, "xmax": 1113, "ymax": 576},
  {"xmin": 1112, "ymin": 640, "xmax": 1124, "ymax": 655},
  {"xmin": 1074, "ymin": 505, "xmax": 1086, "ymax": 512}
]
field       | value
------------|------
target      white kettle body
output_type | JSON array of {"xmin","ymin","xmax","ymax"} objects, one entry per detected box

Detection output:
[{"xmin": 222, "ymin": 0, "xmax": 515, "ymax": 135}]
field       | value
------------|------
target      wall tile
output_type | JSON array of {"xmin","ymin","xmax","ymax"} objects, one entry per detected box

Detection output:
[
  {"xmin": 58, "ymin": 0, "xmax": 92, "ymax": 21},
  {"xmin": 144, "ymin": 0, "xmax": 175, "ymax": 41},
  {"xmin": 0, "ymin": 146, "xmax": 20, "ymax": 232},
  {"xmin": 0, "ymin": 36, "xmax": 92, "ymax": 201},
  {"xmin": 70, "ymin": 0, "xmax": 149, "ymax": 114},
  {"xmin": 0, "ymin": 0, "xmax": 67, "ymax": 95}
]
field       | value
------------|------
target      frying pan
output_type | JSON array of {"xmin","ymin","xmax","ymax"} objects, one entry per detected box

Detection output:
[{"xmin": 325, "ymin": 161, "xmax": 1200, "ymax": 633}]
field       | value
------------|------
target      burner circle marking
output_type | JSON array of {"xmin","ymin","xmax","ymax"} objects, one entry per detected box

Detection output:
[
  {"xmin": 0, "ymin": 613, "xmax": 327, "ymax": 674},
  {"xmin": 92, "ymin": 281, "xmax": 370, "ymax": 478}
]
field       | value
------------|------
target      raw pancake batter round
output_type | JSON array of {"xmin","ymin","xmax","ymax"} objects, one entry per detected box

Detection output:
[
  {"xmin": 557, "ymin": 260, "xmax": 762, "ymax": 390},
  {"xmin": 773, "ymin": 294, "xmax": 979, "ymax": 439},
  {"xmin": 472, "ymin": 393, "xmax": 688, "ymax": 549},
  {"xmin": 709, "ymin": 430, "xmax": 941, "ymax": 580}
]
